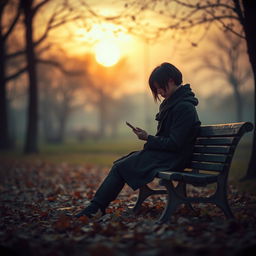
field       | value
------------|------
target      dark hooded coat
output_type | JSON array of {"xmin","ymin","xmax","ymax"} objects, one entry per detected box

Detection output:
[{"xmin": 113, "ymin": 84, "xmax": 201, "ymax": 191}]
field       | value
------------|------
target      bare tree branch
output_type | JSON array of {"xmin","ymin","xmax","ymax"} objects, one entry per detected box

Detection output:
[
  {"xmin": 5, "ymin": 66, "xmax": 27, "ymax": 81},
  {"xmin": 36, "ymin": 58, "xmax": 83, "ymax": 76},
  {"xmin": 240, "ymin": 68, "xmax": 252, "ymax": 84},
  {"xmin": 170, "ymin": 13, "xmax": 239, "ymax": 29},
  {"xmin": 233, "ymin": 0, "xmax": 245, "ymax": 25},
  {"xmin": 34, "ymin": 4, "xmax": 80, "ymax": 47},
  {"xmin": 79, "ymin": 0, "xmax": 134, "ymax": 21},
  {"xmin": 0, "ymin": 0, "xmax": 8, "ymax": 11},
  {"xmin": 193, "ymin": 55, "xmax": 227, "ymax": 76},
  {"xmin": 36, "ymin": 44, "xmax": 52, "ymax": 55},
  {"xmin": 173, "ymin": 0, "xmax": 235, "ymax": 11},
  {"xmin": 33, "ymin": 5, "xmax": 61, "ymax": 47},
  {"xmin": 3, "ymin": 1, "xmax": 21, "ymax": 40},
  {"xmin": 6, "ymin": 49, "xmax": 25, "ymax": 59},
  {"xmin": 168, "ymin": 1, "xmax": 244, "ymax": 38},
  {"xmin": 32, "ymin": 0, "xmax": 51, "ymax": 17},
  {"xmin": 214, "ymin": 17, "xmax": 244, "ymax": 38},
  {"xmin": 107, "ymin": 0, "xmax": 243, "ymax": 42}
]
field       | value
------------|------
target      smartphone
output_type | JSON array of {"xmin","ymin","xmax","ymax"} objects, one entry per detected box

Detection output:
[{"xmin": 126, "ymin": 121, "xmax": 136, "ymax": 130}]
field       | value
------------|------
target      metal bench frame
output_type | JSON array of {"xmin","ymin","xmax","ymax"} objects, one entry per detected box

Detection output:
[{"xmin": 132, "ymin": 122, "xmax": 254, "ymax": 223}]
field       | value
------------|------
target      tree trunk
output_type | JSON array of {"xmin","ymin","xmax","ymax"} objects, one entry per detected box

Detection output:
[
  {"xmin": 98, "ymin": 89, "xmax": 107, "ymax": 138},
  {"xmin": 22, "ymin": 0, "xmax": 38, "ymax": 153},
  {"xmin": 41, "ymin": 101, "xmax": 55, "ymax": 142},
  {"xmin": 0, "ymin": 35, "xmax": 10, "ymax": 150},
  {"xmin": 233, "ymin": 85, "xmax": 243, "ymax": 122},
  {"xmin": 8, "ymin": 100, "xmax": 16, "ymax": 148},
  {"xmin": 56, "ymin": 109, "xmax": 68, "ymax": 144},
  {"xmin": 241, "ymin": 0, "xmax": 256, "ymax": 179},
  {"xmin": 110, "ymin": 120, "xmax": 118, "ymax": 138}
]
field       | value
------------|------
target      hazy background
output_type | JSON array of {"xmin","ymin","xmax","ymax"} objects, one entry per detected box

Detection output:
[{"xmin": 2, "ymin": 0, "xmax": 254, "ymax": 152}]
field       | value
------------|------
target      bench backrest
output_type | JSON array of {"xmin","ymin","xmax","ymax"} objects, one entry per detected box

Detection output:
[{"xmin": 188, "ymin": 122, "xmax": 254, "ymax": 174}]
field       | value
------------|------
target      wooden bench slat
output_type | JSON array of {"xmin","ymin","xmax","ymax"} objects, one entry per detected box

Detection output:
[
  {"xmin": 195, "ymin": 137, "xmax": 237, "ymax": 146},
  {"xmin": 192, "ymin": 154, "xmax": 229, "ymax": 163},
  {"xmin": 157, "ymin": 171, "xmax": 218, "ymax": 184},
  {"xmin": 190, "ymin": 162, "xmax": 225, "ymax": 172},
  {"xmin": 194, "ymin": 146, "xmax": 231, "ymax": 154},
  {"xmin": 199, "ymin": 122, "xmax": 253, "ymax": 137}
]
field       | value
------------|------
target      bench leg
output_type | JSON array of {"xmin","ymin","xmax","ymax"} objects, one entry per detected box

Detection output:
[
  {"xmin": 175, "ymin": 181, "xmax": 196, "ymax": 214},
  {"xmin": 157, "ymin": 179, "xmax": 185, "ymax": 223},
  {"xmin": 217, "ymin": 199, "xmax": 234, "ymax": 219},
  {"xmin": 214, "ymin": 179, "xmax": 234, "ymax": 219},
  {"xmin": 133, "ymin": 184, "xmax": 167, "ymax": 214}
]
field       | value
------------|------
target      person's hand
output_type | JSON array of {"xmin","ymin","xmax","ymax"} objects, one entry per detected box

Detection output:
[{"xmin": 133, "ymin": 127, "xmax": 148, "ymax": 141}]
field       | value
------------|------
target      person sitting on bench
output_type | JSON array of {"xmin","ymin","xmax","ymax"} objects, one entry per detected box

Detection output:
[{"xmin": 75, "ymin": 62, "xmax": 201, "ymax": 218}]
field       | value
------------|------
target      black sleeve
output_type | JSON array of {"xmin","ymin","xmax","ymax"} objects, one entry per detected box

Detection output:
[{"xmin": 143, "ymin": 103, "xmax": 197, "ymax": 152}]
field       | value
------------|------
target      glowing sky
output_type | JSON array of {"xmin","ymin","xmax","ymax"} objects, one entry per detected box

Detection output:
[{"xmin": 37, "ymin": 0, "xmax": 252, "ymax": 98}]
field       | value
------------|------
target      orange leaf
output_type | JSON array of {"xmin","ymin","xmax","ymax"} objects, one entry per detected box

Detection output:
[
  {"xmin": 47, "ymin": 196, "xmax": 56, "ymax": 202},
  {"xmin": 54, "ymin": 215, "xmax": 71, "ymax": 231},
  {"xmin": 73, "ymin": 191, "xmax": 82, "ymax": 198},
  {"xmin": 78, "ymin": 215, "xmax": 89, "ymax": 224},
  {"xmin": 106, "ymin": 208, "xmax": 114, "ymax": 214}
]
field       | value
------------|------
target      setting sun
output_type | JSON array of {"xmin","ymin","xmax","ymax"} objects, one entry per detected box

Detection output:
[{"xmin": 94, "ymin": 40, "xmax": 121, "ymax": 67}]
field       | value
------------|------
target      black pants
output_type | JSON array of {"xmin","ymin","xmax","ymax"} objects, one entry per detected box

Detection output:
[{"xmin": 91, "ymin": 165, "xmax": 125, "ymax": 210}]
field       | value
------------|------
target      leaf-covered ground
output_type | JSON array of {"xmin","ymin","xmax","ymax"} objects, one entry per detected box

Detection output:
[{"xmin": 1, "ymin": 160, "xmax": 256, "ymax": 256}]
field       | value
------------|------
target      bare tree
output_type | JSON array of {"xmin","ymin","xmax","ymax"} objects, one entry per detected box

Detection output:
[
  {"xmin": 0, "ymin": 0, "xmax": 24, "ymax": 150},
  {"xmin": 1, "ymin": 0, "xmax": 76, "ymax": 150},
  {"xmin": 39, "ymin": 62, "xmax": 84, "ymax": 144},
  {"xmin": 192, "ymin": 30, "xmax": 251, "ymax": 122},
  {"xmin": 20, "ymin": 0, "xmax": 80, "ymax": 153}
]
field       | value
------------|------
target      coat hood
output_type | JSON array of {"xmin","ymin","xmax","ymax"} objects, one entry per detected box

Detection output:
[{"xmin": 156, "ymin": 84, "xmax": 199, "ymax": 121}]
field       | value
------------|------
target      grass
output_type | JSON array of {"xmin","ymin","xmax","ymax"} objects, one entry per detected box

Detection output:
[
  {"xmin": 1, "ymin": 137, "xmax": 255, "ymax": 194},
  {"xmin": 0, "ymin": 138, "xmax": 144, "ymax": 167},
  {"xmin": 41, "ymin": 138, "xmax": 144, "ymax": 154}
]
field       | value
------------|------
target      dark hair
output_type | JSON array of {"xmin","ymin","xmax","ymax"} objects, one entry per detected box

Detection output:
[{"xmin": 148, "ymin": 62, "xmax": 183, "ymax": 101}]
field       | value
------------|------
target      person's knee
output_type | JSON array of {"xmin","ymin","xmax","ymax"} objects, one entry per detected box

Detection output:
[{"xmin": 109, "ymin": 164, "xmax": 123, "ymax": 179}]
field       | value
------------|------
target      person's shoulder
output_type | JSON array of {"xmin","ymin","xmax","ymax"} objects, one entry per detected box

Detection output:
[{"xmin": 174, "ymin": 101, "xmax": 196, "ymax": 112}]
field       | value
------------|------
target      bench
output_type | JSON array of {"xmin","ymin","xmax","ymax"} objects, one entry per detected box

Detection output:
[{"xmin": 132, "ymin": 122, "xmax": 254, "ymax": 223}]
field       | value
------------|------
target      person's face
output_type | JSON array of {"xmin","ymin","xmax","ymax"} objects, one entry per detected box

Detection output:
[{"xmin": 154, "ymin": 79, "xmax": 177, "ymax": 99}]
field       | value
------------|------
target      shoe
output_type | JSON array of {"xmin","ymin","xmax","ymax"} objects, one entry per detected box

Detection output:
[{"xmin": 74, "ymin": 202, "xmax": 106, "ymax": 218}]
